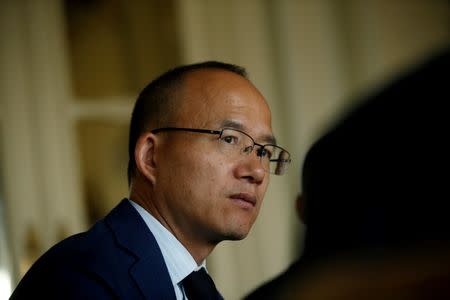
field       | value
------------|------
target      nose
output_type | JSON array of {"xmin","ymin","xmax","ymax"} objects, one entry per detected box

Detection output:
[{"xmin": 234, "ymin": 152, "xmax": 266, "ymax": 184}]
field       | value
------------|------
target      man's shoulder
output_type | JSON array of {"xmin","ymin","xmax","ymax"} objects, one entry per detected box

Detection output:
[
  {"xmin": 36, "ymin": 199, "xmax": 144, "ymax": 268},
  {"xmin": 11, "ymin": 199, "xmax": 151, "ymax": 299},
  {"xmin": 19, "ymin": 208, "xmax": 125, "ymax": 277}
]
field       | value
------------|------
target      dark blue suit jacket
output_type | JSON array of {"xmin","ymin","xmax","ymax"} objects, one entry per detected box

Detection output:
[{"xmin": 11, "ymin": 199, "xmax": 177, "ymax": 299}]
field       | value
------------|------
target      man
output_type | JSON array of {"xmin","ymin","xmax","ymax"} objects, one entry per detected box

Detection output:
[
  {"xmin": 11, "ymin": 61, "xmax": 291, "ymax": 299},
  {"xmin": 245, "ymin": 49, "xmax": 450, "ymax": 299}
]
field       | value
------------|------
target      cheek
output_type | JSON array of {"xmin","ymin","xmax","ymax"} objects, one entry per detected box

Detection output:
[
  {"xmin": 182, "ymin": 153, "xmax": 229, "ymax": 195},
  {"xmin": 196, "ymin": 158, "xmax": 228, "ymax": 193},
  {"xmin": 159, "ymin": 141, "xmax": 232, "ymax": 202},
  {"xmin": 261, "ymin": 177, "xmax": 270, "ymax": 195}
]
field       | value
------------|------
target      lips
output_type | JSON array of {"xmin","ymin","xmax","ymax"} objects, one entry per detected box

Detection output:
[{"xmin": 229, "ymin": 193, "xmax": 257, "ymax": 207}]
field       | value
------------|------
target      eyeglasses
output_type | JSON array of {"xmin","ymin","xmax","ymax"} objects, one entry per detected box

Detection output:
[{"xmin": 151, "ymin": 127, "xmax": 291, "ymax": 175}]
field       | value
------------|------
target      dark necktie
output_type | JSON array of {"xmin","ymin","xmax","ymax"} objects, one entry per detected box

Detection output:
[{"xmin": 182, "ymin": 268, "xmax": 220, "ymax": 299}]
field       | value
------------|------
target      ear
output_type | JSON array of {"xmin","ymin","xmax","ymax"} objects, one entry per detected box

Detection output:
[
  {"xmin": 134, "ymin": 132, "xmax": 158, "ymax": 184},
  {"xmin": 296, "ymin": 193, "xmax": 306, "ymax": 225}
]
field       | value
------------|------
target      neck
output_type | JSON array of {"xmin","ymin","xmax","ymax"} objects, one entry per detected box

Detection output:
[{"xmin": 129, "ymin": 178, "xmax": 217, "ymax": 265}]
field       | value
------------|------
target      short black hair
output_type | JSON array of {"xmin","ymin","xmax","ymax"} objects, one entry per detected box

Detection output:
[{"xmin": 127, "ymin": 61, "xmax": 248, "ymax": 185}]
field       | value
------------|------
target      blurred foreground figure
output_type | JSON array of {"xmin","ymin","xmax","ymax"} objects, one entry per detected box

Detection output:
[{"xmin": 245, "ymin": 48, "xmax": 450, "ymax": 299}]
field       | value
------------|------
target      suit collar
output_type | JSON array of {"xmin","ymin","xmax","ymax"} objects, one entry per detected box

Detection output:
[
  {"xmin": 105, "ymin": 199, "xmax": 176, "ymax": 300},
  {"xmin": 129, "ymin": 200, "xmax": 200, "ymax": 286}
]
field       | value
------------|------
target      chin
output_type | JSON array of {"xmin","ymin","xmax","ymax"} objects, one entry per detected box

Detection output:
[
  {"xmin": 223, "ymin": 225, "xmax": 252, "ymax": 241},
  {"xmin": 212, "ymin": 215, "xmax": 256, "ymax": 242},
  {"xmin": 229, "ymin": 234, "xmax": 248, "ymax": 241}
]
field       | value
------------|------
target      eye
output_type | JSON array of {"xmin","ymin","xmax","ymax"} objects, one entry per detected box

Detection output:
[
  {"xmin": 257, "ymin": 147, "xmax": 273, "ymax": 159},
  {"xmin": 221, "ymin": 134, "xmax": 240, "ymax": 145},
  {"xmin": 242, "ymin": 145, "xmax": 253, "ymax": 154}
]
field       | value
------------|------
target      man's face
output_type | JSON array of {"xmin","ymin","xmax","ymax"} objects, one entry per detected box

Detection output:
[{"xmin": 153, "ymin": 69, "xmax": 273, "ymax": 246}]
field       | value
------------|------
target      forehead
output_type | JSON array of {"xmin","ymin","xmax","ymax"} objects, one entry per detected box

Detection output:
[{"xmin": 175, "ymin": 69, "xmax": 273, "ymax": 141}]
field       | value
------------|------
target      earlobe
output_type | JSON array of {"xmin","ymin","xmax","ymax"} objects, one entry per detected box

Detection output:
[{"xmin": 134, "ymin": 132, "xmax": 157, "ymax": 184}]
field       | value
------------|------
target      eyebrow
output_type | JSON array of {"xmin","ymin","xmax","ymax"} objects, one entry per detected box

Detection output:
[{"xmin": 220, "ymin": 119, "xmax": 277, "ymax": 145}]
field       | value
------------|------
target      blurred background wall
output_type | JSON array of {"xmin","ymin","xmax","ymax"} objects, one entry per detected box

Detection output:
[{"xmin": 0, "ymin": 0, "xmax": 448, "ymax": 299}]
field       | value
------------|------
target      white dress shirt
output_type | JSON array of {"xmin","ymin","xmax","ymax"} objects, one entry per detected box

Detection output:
[{"xmin": 129, "ymin": 199, "xmax": 206, "ymax": 300}]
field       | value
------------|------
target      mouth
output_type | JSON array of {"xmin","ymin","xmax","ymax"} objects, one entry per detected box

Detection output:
[{"xmin": 229, "ymin": 193, "xmax": 257, "ymax": 209}]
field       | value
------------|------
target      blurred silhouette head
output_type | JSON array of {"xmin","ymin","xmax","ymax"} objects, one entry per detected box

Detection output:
[{"xmin": 300, "ymin": 49, "xmax": 450, "ymax": 262}]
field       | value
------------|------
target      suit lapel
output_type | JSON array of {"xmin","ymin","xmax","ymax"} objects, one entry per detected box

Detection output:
[{"xmin": 106, "ymin": 199, "xmax": 176, "ymax": 300}]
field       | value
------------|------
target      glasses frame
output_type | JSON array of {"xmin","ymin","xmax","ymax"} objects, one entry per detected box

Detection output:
[{"xmin": 151, "ymin": 127, "xmax": 291, "ymax": 174}]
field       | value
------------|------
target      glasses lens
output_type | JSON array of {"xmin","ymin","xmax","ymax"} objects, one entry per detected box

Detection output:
[
  {"xmin": 218, "ymin": 128, "xmax": 290, "ymax": 175},
  {"xmin": 218, "ymin": 129, "xmax": 254, "ymax": 156},
  {"xmin": 268, "ymin": 148, "xmax": 290, "ymax": 175}
]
